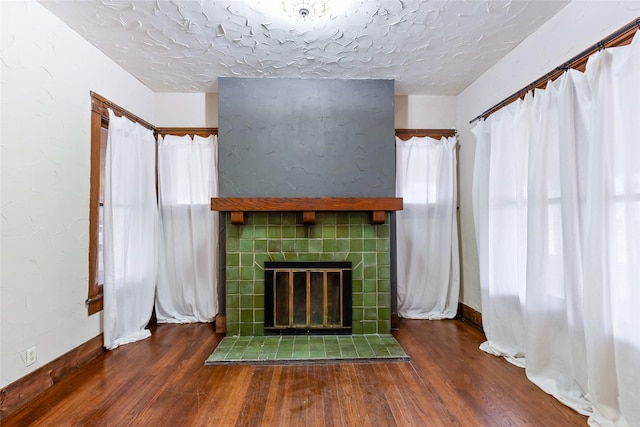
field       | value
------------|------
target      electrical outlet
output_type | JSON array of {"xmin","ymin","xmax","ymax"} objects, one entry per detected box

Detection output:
[{"xmin": 26, "ymin": 346, "xmax": 37, "ymax": 366}]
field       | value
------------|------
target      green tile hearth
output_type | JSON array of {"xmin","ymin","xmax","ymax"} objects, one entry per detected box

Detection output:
[{"xmin": 205, "ymin": 335, "xmax": 409, "ymax": 365}]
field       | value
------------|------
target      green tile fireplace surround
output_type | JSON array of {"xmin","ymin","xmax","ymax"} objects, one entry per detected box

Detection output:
[{"xmin": 225, "ymin": 212, "xmax": 391, "ymax": 336}]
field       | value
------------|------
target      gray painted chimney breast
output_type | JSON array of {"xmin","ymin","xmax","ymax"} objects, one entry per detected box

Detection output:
[{"xmin": 218, "ymin": 77, "xmax": 395, "ymax": 198}]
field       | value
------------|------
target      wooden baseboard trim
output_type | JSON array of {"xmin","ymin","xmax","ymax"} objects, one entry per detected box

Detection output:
[
  {"xmin": 458, "ymin": 303, "xmax": 483, "ymax": 331},
  {"xmin": 215, "ymin": 315, "xmax": 226, "ymax": 334},
  {"xmin": 0, "ymin": 334, "xmax": 105, "ymax": 420}
]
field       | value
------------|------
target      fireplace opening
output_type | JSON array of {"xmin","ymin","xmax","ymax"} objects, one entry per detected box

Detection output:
[{"xmin": 264, "ymin": 261, "xmax": 352, "ymax": 335}]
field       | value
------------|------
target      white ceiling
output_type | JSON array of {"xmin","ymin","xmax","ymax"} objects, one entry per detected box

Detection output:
[{"xmin": 39, "ymin": 0, "xmax": 570, "ymax": 95}]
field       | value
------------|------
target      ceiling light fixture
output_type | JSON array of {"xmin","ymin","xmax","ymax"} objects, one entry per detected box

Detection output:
[{"xmin": 281, "ymin": 0, "xmax": 330, "ymax": 21}]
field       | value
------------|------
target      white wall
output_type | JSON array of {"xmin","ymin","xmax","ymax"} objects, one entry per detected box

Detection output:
[
  {"xmin": 0, "ymin": 0, "xmax": 155, "ymax": 388},
  {"xmin": 395, "ymin": 95, "xmax": 457, "ymax": 129},
  {"xmin": 154, "ymin": 93, "xmax": 219, "ymax": 128},
  {"xmin": 154, "ymin": 93, "xmax": 454, "ymax": 130},
  {"xmin": 456, "ymin": 0, "xmax": 640, "ymax": 311}
]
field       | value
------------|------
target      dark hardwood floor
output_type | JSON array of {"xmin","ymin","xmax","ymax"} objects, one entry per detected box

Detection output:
[{"xmin": 4, "ymin": 319, "xmax": 587, "ymax": 426}]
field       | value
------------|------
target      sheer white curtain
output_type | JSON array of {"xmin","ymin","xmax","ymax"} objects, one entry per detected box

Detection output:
[
  {"xmin": 471, "ymin": 96, "xmax": 532, "ymax": 366},
  {"xmin": 156, "ymin": 134, "xmax": 218, "ymax": 323},
  {"xmin": 472, "ymin": 33, "xmax": 640, "ymax": 426},
  {"xmin": 395, "ymin": 136, "xmax": 459, "ymax": 319},
  {"xmin": 103, "ymin": 110, "xmax": 158, "ymax": 350}
]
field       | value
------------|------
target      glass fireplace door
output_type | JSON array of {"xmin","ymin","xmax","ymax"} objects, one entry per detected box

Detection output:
[{"xmin": 265, "ymin": 262, "xmax": 352, "ymax": 335}]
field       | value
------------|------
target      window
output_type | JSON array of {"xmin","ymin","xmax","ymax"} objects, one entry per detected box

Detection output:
[
  {"xmin": 87, "ymin": 92, "xmax": 218, "ymax": 315},
  {"xmin": 87, "ymin": 92, "xmax": 155, "ymax": 315}
]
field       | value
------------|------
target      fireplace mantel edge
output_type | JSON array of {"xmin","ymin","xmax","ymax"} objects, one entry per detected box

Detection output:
[{"xmin": 210, "ymin": 197, "xmax": 403, "ymax": 225}]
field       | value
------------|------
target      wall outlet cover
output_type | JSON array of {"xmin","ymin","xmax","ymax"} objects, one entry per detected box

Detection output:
[{"xmin": 26, "ymin": 346, "xmax": 37, "ymax": 366}]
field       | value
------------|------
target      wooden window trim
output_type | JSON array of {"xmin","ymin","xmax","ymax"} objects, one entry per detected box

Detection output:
[
  {"xmin": 87, "ymin": 108, "xmax": 104, "ymax": 314},
  {"xmin": 156, "ymin": 127, "xmax": 218, "ymax": 138},
  {"xmin": 90, "ymin": 92, "xmax": 156, "ymax": 131},
  {"xmin": 394, "ymin": 128, "xmax": 456, "ymax": 141},
  {"xmin": 87, "ymin": 92, "xmax": 156, "ymax": 315}
]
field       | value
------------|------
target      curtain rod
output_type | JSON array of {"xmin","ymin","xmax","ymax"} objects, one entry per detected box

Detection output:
[{"xmin": 469, "ymin": 17, "xmax": 640, "ymax": 125}]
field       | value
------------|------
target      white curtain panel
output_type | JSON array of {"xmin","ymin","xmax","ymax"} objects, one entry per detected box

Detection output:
[
  {"xmin": 580, "ymin": 37, "xmax": 640, "ymax": 425},
  {"xmin": 472, "ymin": 33, "xmax": 640, "ymax": 426},
  {"xmin": 155, "ymin": 134, "xmax": 218, "ymax": 323},
  {"xmin": 395, "ymin": 136, "xmax": 459, "ymax": 319},
  {"xmin": 525, "ymin": 77, "xmax": 592, "ymax": 412},
  {"xmin": 471, "ymin": 98, "xmax": 531, "ymax": 367},
  {"xmin": 103, "ymin": 110, "xmax": 158, "ymax": 350}
]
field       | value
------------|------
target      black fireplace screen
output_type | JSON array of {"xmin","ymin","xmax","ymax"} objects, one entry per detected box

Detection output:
[{"xmin": 264, "ymin": 262, "xmax": 352, "ymax": 335}]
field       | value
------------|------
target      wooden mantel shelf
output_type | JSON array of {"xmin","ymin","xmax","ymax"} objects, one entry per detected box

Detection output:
[{"xmin": 210, "ymin": 197, "xmax": 403, "ymax": 225}]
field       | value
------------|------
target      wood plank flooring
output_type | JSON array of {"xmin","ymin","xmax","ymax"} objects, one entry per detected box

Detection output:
[{"xmin": 3, "ymin": 319, "xmax": 587, "ymax": 426}]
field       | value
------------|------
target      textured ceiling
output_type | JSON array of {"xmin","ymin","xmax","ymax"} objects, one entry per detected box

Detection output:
[{"xmin": 39, "ymin": 0, "xmax": 569, "ymax": 95}]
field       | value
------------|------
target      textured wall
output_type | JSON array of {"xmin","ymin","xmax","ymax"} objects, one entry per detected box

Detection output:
[
  {"xmin": 218, "ymin": 77, "xmax": 395, "ymax": 197},
  {"xmin": 0, "ymin": 1, "xmax": 154, "ymax": 388},
  {"xmin": 395, "ymin": 95, "xmax": 457, "ymax": 129}
]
